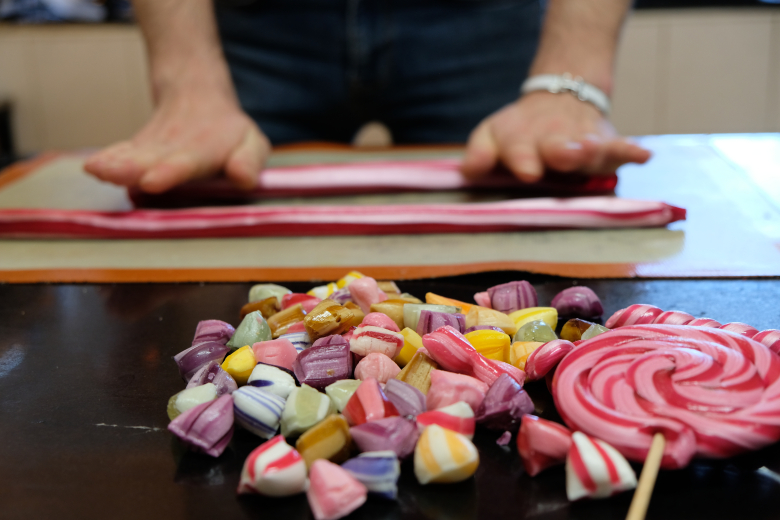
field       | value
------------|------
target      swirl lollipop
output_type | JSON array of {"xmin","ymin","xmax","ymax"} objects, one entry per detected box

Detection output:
[{"xmin": 553, "ymin": 324, "xmax": 780, "ymax": 469}]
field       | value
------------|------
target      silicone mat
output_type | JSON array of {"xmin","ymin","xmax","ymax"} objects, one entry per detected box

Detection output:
[{"xmin": 0, "ymin": 135, "xmax": 778, "ymax": 282}]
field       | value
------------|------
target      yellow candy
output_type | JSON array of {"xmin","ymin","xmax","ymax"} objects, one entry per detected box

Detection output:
[
  {"xmin": 221, "ymin": 345, "xmax": 256, "ymax": 386},
  {"xmin": 344, "ymin": 302, "xmax": 365, "ymax": 327},
  {"xmin": 464, "ymin": 329, "xmax": 510, "ymax": 362},
  {"xmin": 509, "ymin": 341, "xmax": 544, "ymax": 371},
  {"xmin": 464, "ymin": 306, "xmax": 517, "ymax": 335},
  {"xmin": 304, "ymin": 299, "xmax": 355, "ymax": 341},
  {"xmin": 395, "ymin": 350, "xmax": 438, "ymax": 394},
  {"xmin": 308, "ymin": 282, "xmax": 339, "ymax": 299},
  {"xmin": 414, "ymin": 424, "xmax": 479, "ymax": 485},
  {"xmin": 295, "ymin": 414, "xmax": 352, "ymax": 468},
  {"xmin": 337, "ymin": 271, "xmax": 365, "ymax": 288},
  {"xmin": 508, "ymin": 307, "xmax": 558, "ymax": 331},
  {"xmin": 370, "ymin": 299, "xmax": 407, "ymax": 330},
  {"xmin": 395, "ymin": 328, "xmax": 424, "ymax": 367},
  {"xmin": 267, "ymin": 304, "xmax": 306, "ymax": 338}
]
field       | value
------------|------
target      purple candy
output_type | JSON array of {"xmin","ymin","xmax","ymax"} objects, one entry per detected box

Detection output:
[
  {"xmin": 464, "ymin": 325, "xmax": 506, "ymax": 334},
  {"xmin": 350, "ymin": 416, "xmax": 419, "ymax": 459},
  {"xmin": 550, "ymin": 286, "xmax": 604, "ymax": 318},
  {"xmin": 475, "ymin": 373, "xmax": 534, "ymax": 432},
  {"xmin": 416, "ymin": 310, "xmax": 466, "ymax": 336},
  {"xmin": 168, "ymin": 394, "xmax": 234, "ymax": 457},
  {"xmin": 384, "ymin": 378, "xmax": 426, "ymax": 417},
  {"xmin": 496, "ymin": 431, "xmax": 512, "ymax": 446},
  {"xmin": 487, "ymin": 281, "xmax": 537, "ymax": 314},
  {"xmin": 293, "ymin": 336, "xmax": 353, "ymax": 389},
  {"xmin": 329, "ymin": 288, "xmax": 353, "ymax": 305},
  {"xmin": 174, "ymin": 341, "xmax": 230, "ymax": 381},
  {"xmin": 192, "ymin": 320, "xmax": 235, "ymax": 345},
  {"xmin": 186, "ymin": 360, "xmax": 238, "ymax": 395}
]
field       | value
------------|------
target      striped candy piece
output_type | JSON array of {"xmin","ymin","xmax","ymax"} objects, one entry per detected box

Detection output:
[
  {"xmin": 342, "ymin": 378, "xmax": 399, "ymax": 426},
  {"xmin": 349, "ymin": 325, "xmax": 404, "ymax": 358},
  {"xmin": 566, "ymin": 432, "xmax": 637, "ymax": 501},
  {"xmin": 754, "ymin": 329, "xmax": 780, "ymax": 354},
  {"xmin": 604, "ymin": 304, "xmax": 663, "ymax": 328},
  {"xmin": 517, "ymin": 414, "xmax": 572, "ymax": 477},
  {"xmin": 416, "ymin": 401, "xmax": 476, "ymax": 439},
  {"xmin": 237, "ymin": 435, "xmax": 307, "ymax": 496},
  {"xmin": 341, "ymin": 451, "xmax": 401, "ymax": 500},
  {"xmin": 487, "ymin": 281, "xmax": 538, "ymax": 315},
  {"xmin": 719, "ymin": 322, "xmax": 760, "ymax": 338},
  {"xmin": 246, "ymin": 364, "xmax": 296, "ymax": 399},
  {"xmin": 233, "ymin": 387, "xmax": 286, "ymax": 439},
  {"xmin": 414, "ymin": 424, "xmax": 479, "ymax": 484},
  {"xmin": 279, "ymin": 331, "xmax": 312, "ymax": 353}
]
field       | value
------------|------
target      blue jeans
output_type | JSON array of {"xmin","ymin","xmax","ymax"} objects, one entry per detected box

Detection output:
[{"xmin": 216, "ymin": 0, "xmax": 543, "ymax": 144}]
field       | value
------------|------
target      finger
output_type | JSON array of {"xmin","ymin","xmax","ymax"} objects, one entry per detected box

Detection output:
[
  {"xmin": 538, "ymin": 135, "xmax": 589, "ymax": 172},
  {"xmin": 83, "ymin": 141, "xmax": 148, "ymax": 186},
  {"xmin": 224, "ymin": 126, "xmax": 271, "ymax": 190},
  {"xmin": 576, "ymin": 134, "xmax": 611, "ymax": 174},
  {"xmin": 500, "ymin": 139, "xmax": 543, "ymax": 183},
  {"xmin": 588, "ymin": 138, "xmax": 653, "ymax": 173},
  {"xmin": 138, "ymin": 152, "xmax": 206, "ymax": 194},
  {"xmin": 461, "ymin": 120, "xmax": 499, "ymax": 179}
]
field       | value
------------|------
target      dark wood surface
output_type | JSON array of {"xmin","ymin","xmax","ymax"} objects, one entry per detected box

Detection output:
[{"xmin": 4, "ymin": 273, "xmax": 780, "ymax": 520}]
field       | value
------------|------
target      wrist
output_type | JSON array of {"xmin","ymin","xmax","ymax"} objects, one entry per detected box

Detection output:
[
  {"xmin": 149, "ymin": 49, "xmax": 237, "ymax": 106},
  {"xmin": 529, "ymin": 62, "xmax": 613, "ymax": 97}
]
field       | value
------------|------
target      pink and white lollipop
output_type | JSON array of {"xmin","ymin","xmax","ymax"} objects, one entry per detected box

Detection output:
[{"xmin": 553, "ymin": 324, "xmax": 780, "ymax": 469}]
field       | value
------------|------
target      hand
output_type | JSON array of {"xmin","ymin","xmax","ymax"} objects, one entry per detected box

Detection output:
[
  {"xmin": 84, "ymin": 90, "xmax": 270, "ymax": 193},
  {"xmin": 461, "ymin": 92, "xmax": 651, "ymax": 183}
]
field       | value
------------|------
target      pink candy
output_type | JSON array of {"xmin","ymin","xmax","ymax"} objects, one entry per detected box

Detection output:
[
  {"xmin": 416, "ymin": 401, "xmax": 475, "ymax": 439},
  {"xmin": 348, "ymin": 277, "xmax": 388, "ymax": 314},
  {"xmin": 361, "ymin": 312, "xmax": 400, "ymax": 332},
  {"xmin": 719, "ymin": 322, "xmax": 759, "ymax": 338},
  {"xmin": 604, "ymin": 304, "xmax": 663, "ymax": 328},
  {"xmin": 423, "ymin": 326, "xmax": 524, "ymax": 386},
  {"xmin": 517, "ymin": 414, "xmax": 572, "ymax": 476},
  {"xmin": 653, "ymin": 310, "xmax": 694, "ymax": 325},
  {"xmin": 342, "ymin": 378, "xmax": 399, "ymax": 426},
  {"xmin": 754, "ymin": 329, "xmax": 780, "ymax": 354},
  {"xmin": 349, "ymin": 325, "xmax": 404, "ymax": 358},
  {"xmin": 473, "ymin": 291, "xmax": 491, "ymax": 308},
  {"xmin": 426, "ymin": 369, "xmax": 488, "ymax": 411},
  {"xmin": 687, "ymin": 317, "xmax": 722, "ymax": 327},
  {"xmin": 252, "ymin": 339, "xmax": 299, "ymax": 371},
  {"xmin": 281, "ymin": 293, "xmax": 322, "ymax": 313},
  {"xmin": 566, "ymin": 432, "xmax": 636, "ymax": 501},
  {"xmin": 354, "ymin": 353, "xmax": 401, "ymax": 383},
  {"xmin": 524, "ymin": 339, "xmax": 575, "ymax": 381},
  {"xmin": 307, "ymin": 459, "xmax": 367, "ymax": 520},
  {"xmin": 167, "ymin": 394, "xmax": 234, "ymax": 457}
]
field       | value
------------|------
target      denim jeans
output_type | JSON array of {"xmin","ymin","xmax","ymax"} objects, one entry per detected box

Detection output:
[{"xmin": 215, "ymin": 0, "xmax": 543, "ymax": 144}]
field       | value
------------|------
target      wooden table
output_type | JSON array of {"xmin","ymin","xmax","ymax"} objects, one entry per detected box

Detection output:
[{"xmin": 4, "ymin": 273, "xmax": 780, "ymax": 520}]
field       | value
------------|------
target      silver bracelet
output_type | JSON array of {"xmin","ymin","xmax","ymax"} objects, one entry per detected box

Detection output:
[{"xmin": 520, "ymin": 73, "xmax": 611, "ymax": 116}]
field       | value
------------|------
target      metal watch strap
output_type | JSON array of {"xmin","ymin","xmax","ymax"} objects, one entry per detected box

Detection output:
[{"xmin": 520, "ymin": 73, "xmax": 611, "ymax": 116}]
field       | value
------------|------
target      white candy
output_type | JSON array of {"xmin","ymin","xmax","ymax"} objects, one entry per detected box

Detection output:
[
  {"xmin": 238, "ymin": 435, "xmax": 308, "ymax": 496},
  {"xmin": 280, "ymin": 331, "xmax": 312, "ymax": 353},
  {"xmin": 566, "ymin": 432, "xmax": 637, "ymax": 501},
  {"xmin": 233, "ymin": 387, "xmax": 286, "ymax": 439},
  {"xmin": 247, "ymin": 364, "xmax": 297, "ymax": 399}
]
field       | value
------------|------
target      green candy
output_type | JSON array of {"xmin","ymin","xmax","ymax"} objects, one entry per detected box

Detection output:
[
  {"xmin": 513, "ymin": 319, "xmax": 558, "ymax": 343},
  {"xmin": 280, "ymin": 384, "xmax": 336, "ymax": 437},
  {"xmin": 248, "ymin": 283, "xmax": 291, "ymax": 304},
  {"xmin": 226, "ymin": 311, "xmax": 272, "ymax": 350},
  {"xmin": 166, "ymin": 383, "xmax": 217, "ymax": 420},
  {"xmin": 581, "ymin": 323, "xmax": 609, "ymax": 340},
  {"xmin": 325, "ymin": 379, "xmax": 362, "ymax": 412}
]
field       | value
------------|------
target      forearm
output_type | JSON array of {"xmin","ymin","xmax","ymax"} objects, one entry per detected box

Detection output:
[
  {"xmin": 132, "ymin": 0, "xmax": 236, "ymax": 103},
  {"xmin": 529, "ymin": 0, "xmax": 632, "ymax": 96}
]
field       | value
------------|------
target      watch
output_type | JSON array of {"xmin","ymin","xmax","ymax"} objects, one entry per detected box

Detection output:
[{"xmin": 520, "ymin": 73, "xmax": 611, "ymax": 116}]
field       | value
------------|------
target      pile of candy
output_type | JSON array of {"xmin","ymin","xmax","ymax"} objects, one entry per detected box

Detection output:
[{"xmin": 167, "ymin": 271, "xmax": 780, "ymax": 518}]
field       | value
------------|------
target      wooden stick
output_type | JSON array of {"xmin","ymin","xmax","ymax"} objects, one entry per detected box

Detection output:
[{"xmin": 625, "ymin": 433, "xmax": 666, "ymax": 520}]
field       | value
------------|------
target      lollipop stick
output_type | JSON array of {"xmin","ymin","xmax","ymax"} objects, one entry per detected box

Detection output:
[{"xmin": 625, "ymin": 433, "xmax": 666, "ymax": 520}]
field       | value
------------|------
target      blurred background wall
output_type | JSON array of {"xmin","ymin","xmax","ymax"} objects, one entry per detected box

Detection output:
[{"xmin": 0, "ymin": 6, "xmax": 778, "ymax": 155}]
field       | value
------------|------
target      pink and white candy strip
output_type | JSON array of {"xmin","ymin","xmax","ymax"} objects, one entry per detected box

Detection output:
[
  {"xmin": 0, "ymin": 196, "xmax": 685, "ymax": 239},
  {"xmin": 553, "ymin": 324, "xmax": 780, "ymax": 469},
  {"xmin": 566, "ymin": 432, "xmax": 636, "ymax": 501}
]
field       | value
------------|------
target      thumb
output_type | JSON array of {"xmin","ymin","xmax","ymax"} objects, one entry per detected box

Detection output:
[
  {"xmin": 224, "ymin": 125, "xmax": 271, "ymax": 190},
  {"xmin": 461, "ymin": 120, "xmax": 498, "ymax": 179}
]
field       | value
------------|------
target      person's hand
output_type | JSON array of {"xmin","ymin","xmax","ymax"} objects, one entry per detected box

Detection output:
[
  {"xmin": 84, "ymin": 90, "xmax": 270, "ymax": 193},
  {"xmin": 461, "ymin": 91, "xmax": 651, "ymax": 182}
]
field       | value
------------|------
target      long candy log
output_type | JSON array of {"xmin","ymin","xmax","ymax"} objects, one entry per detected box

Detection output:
[
  {"xmin": 7, "ymin": 197, "xmax": 686, "ymax": 239},
  {"xmin": 553, "ymin": 324, "xmax": 780, "ymax": 469}
]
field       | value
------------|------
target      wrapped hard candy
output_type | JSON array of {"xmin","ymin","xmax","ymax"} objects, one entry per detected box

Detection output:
[
  {"xmin": 350, "ymin": 416, "xmax": 420, "ymax": 459},
  {"xmin": 342, "ymin": 378, "xmax": 399, "ymax": 426},
  {"xmin": 395, "ymin": 350, "xmax": 438, "ymax": 394},
  {"xmin": 416, "ymin": 310, "xmax": 466, "ymax": 336},
  {"xmin": 464, "ymin": 306, "xmax": 517, "ymax": 336},
  {"xmin": 384, "ymin": 378, "xmax": 426, "ymax": 417},
  {"xmin": 295, "ymin": 414, "xmax": 352, "ymax": 468},
  {"xmin": 354, "ymin": 353, "xmax": 401, "ymax": 383},
  {"xmin": 252, "ymin": 338, "xmax": 298, "ymax": 371},
  {"xmin": 280, "ymin": 384, "xmax": 336, "ymax": 437},
  {"xmin": 508, "ymin": 307, "xmax": 558, "ymax": 332},
  {"xmin": 566, "ymin": 432, "xmax": 637, "ymax": 501},
  {"xmin": 304, "ymin": 299, "xmax": 355, "ymax": 341},
  {"xmin": 487, "ymin": 281, "xmax": 537, "ymax": 314},
  {"xmin": 416, "ymin": 401, "xmax": 475, "ymax": 439},
  {"xmin": 221, "ymin": 345, "xmax": 257, "ymax": 386},
  {"xmin": 426, "ymin": 369, "xmax": 488, "ymax": 412},
  {"xmin": 246, "ymin": 363, "xmax": 296, "ymax": 399},
  {"xmin": 403, "ymin": 303, "xmax": 461, "ymax": 332},
  {"xmin": 168, "ymin": 394, "xmax": 234, "ymax": 457},
  {"xmin": 475, "ymin": 373, "xmax": 534, "ymax": 431},
  {"xmin": 186, "ymin": 360, "xmax": 237, "ymax": 396},
  {"xmin": 551, "ymin": 286, "xmax": 603, "ymax": 318},
  {"xmin": 249, "ymin": 283, "xmax": 291, "ymax": 304},
  {"xmin": 362, "ymin": 312, "xmax": 401, "ymax": 332},
  {"xmin": 414, "ymin": 424, "xmax": 479, "ymax": 484},
  {"xmin": 517, "ymin": 414, "xmax": 572, "ymax": 476},
  {"xmin": 279, "ymin": 331, "xmax": 311, "ymax": 353},
  {"xmin": 233, "ymin": 386, "xmax": 286, "ymax": 439},
  {"xmin": 167, "ymin": 383, "xmax": 217, "ymax": 420},
  {"xmin": 604, "ymin": 304, "xmax": 663, "ymax": 328},
  {"xmin": 238, "ymin": 435, "xmax": 307, "ymax": 496},
  {"xmin": 349, "ymin": 324, "xmax": 404, "ymax": 358},
  {"xmin": 348, "ymin": 277, "xmax": 388, "ymax": 314},
  {"xmin": 342, "ymin": 451, "xmax": 401, "ymax": 500},
  {"xmin": 227, "ymin": 311, "xmax": 272, "ymax": 350},
  {"xmin": 513, "ymin": 320, "xmax": 557, "ymax": 344},
  {"xmin": 325, "ymin": 379, "xmax": 362, "ymax": 412},
  {"xmin": 174, "ymin": 340, "xmax": 230, "ymax": 382},
  {"xmin": 293, "ymin": 335, "xmax": 353, "ymax": 390},
  {"xmin": 307, "ymin": 459, "xmax": 368, "ymax": 520}
]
